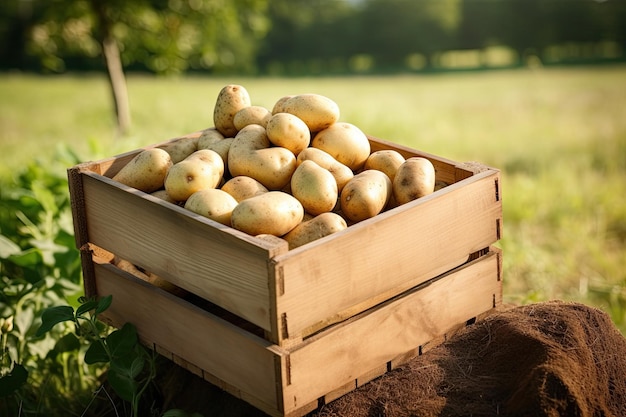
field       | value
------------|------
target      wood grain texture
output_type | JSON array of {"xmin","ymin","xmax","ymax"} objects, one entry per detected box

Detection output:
[
  {"xmin": 93, "ymin": 259, "xmax": 282, "ymax": 409},
  {"xmin": 273, "ymin": 169, "xmax": 501, "ymax": 344},
  {"xmin": 82, "ymin": 172, "xmax": 288, "ymax": 330},
  {"xmin": 280, "ymin": 250, "xmax": 501, "ymax": 413}
]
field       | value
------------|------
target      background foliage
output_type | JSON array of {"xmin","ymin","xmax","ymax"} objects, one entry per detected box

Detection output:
[{"xmin": 1, "ymin": 0, "xmax": 625, "ymax": 75}]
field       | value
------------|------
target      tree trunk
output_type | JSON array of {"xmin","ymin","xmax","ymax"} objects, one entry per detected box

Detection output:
[
  {"xmin": 90, "ymin": 0, "xmax": 131, "ymax": 135},
  {"xmin": 101, "ymin": 35, "xmax": 131, "ymax": 135}
]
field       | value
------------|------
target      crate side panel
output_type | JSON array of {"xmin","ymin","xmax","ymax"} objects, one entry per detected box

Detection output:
[
  {"xmin": 81, "ymin": 173, "xmax": 273, "ymax": 330},
  {"xmin": 281, "ymin": 251, "xmax": 501, "ymax": 413},
  {"xmin": 93, "ymin": 260, "xmax": 281, "ymax": 409},
  {"xmin": 275, "ymin": 170, "xmax": 501, "ymax": 341}
]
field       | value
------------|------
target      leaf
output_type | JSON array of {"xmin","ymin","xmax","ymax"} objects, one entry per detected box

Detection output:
[
  {"xmin": 36, "ymin": 305, "xmax": 75, "ymax": 337},
  {"xmin": 0, "ymin": 234, "xmax": 21, "ymax": 259},
  {"xmin": 110, "ymin": 353, "xmax": 145, "ymax": 380},
  {"xmin": 84, "ymin": 339, "xmax": 109, "ymax": 364},
  {"xmin": 76, "ymin": 299, "xmax": 99, "ymax": 317},
  {"xmin": 95, "ymin": 295, "xmax": 113, "ymax": 315},
  {"xmin": 0, "ymin": 363, "xmax": 28, "ymax": 397},
  {"xmin": 54, "ymin": 333, "xmax": 81, "ymax": 353},
  {"xmin": 7, "ymin": 248, "xmax": 43, "ymax": 267},
  {"xmin": 106, "ymin": 323, "xmax": 138, "ymax": 358},
  {"xmin": 107, "ymin": 369, "xmax": 137, "ymax": 402}
]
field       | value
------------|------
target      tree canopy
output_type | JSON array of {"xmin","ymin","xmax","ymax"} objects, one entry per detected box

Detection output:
[{"xmin": 1, "ymin": 0, "xmax": 625, "ymax": 76}]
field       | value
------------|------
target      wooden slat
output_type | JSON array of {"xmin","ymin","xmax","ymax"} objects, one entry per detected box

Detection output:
[
  {"xmin": 273, "ymin": 169, "xmax": 501, "ymax": 344},
  {"xmin": 81, "ymin": 171, "xmax": 288, "ymax": 331},
  {"xmin": 280, "ymin": 250, "xmax": 501, "ymax": 413},
  {"xmin": 94, "ymin": 259, "xmax": 283, "ymax": 410}
]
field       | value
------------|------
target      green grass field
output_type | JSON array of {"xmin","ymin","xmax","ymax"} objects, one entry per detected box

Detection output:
[{"xmin": 1, "ymin": 66, "xmax": 625, "ymax": 332}]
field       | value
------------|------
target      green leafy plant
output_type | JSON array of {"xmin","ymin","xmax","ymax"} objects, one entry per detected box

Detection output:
[{"xmin": 37, "ymin": 295, "xmax": 160, "ymax": 417}]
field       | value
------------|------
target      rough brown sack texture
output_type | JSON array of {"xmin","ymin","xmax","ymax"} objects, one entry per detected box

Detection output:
[{"xmin": 314, "ymin": 301, "xmax": 626, "ymax": 417}]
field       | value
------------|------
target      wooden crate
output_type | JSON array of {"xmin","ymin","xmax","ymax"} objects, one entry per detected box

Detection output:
[
  {"xmin": 85, "ymin": 243, "xmax": 501, "ymax": 417},
  {"xmin": 68, "ymin": 133, "xmax": 503, "ymax": 416}
]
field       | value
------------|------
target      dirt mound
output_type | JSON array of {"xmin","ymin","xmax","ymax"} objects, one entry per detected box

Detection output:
[{"xmin": 314, "ymin": 301, "xmax": 626, "ymax": 417}]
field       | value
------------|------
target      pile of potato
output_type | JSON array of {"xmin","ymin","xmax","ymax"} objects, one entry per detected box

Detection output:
[{"xmin": 111, "ymin": 84, "xmax": 437, "ymax": 249}]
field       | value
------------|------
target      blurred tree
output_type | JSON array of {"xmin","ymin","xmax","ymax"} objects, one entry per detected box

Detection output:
[
  {"xmin": 10, "ymin": 0, "xmax": 269, "ymax": 133},
  {"xmin": 357, "ymin": 0, "xmax": 461, "ymax": 70}
]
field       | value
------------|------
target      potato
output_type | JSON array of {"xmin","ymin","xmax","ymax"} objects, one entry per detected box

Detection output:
[
  {"xmin": 340, "ymin": 170, "xmax": 392, "ymax": 222},
  {"xmin": 213, "ymin": 84, "xmax": 251, "ymax": 137},
  {"xmin": 112, "ymin": 148, "xmax": 173, "ymax": 193},
  {"xmin": 228, "ymin": 124, "xmax": 297, "ymax": 190},
  {"xmin": 164, "ymin": 149, "xmax": 224, "ymax": 201},
  {"xmin": 265, "ymin": 112, "xmax": 311, "ymax": 156},
  {"xmin": 158, "ymin": 136, "xmax": 199, "ymax": 164},
  {"xmin": 364, "ymin": 150, "xmax": 406, "ymax": 182},
  {"xmin": 221, "ymin": 176, "xmax": 268, "ymax": 202},
  {"xmin": 272, "ymin": 95, "xmax": 294, "ymax": 114},
  {"xmin": 312, "ymin": 122, "xmax": 371, "ymax": 171},
  {"xmin": 233, "ymin": 105, "xmax": 272, "ymax": 130},
  {"xmin": 231, "ymin": 191, "xmax": 304, "ymax": 236},
  {"xmin": 283, "ymin": 212, "xmax": 347, "ymax": 249},
  {"xmin": 392, "ymin": 157, "xmax": 436, "ymax": 205},
  {"xmin": 197, "ymin": 127, "xmax": 225, "ymax": 149},
  {"xmin": 281, "ymin": 93, "xmax": 340, "ymax": 132},
  {"xmin": 199, "ymin": 137, "xmax": 234, "ymax": 171},
  {"xmin": 296, "ymin": 147, "xmax": 354, "ymax": 192},
  {"xmin": 184, "ymin": 188, "xmax": 238, "ymax": 226},
  {"xmin": 291, "ymin": 160, "xmax": 338, "ymax": 216},
  {"xmin": 150, "ymin": 189, "xmax": 178, "ymax": 204}
]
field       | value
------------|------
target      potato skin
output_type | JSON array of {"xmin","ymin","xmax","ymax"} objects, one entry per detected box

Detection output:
[
  {"xmin": 231, "ymin": 191, "xmax": 304, "ymax": 236},
  {"xmin": 233, "ymin": 105, "xmax": 272, "ymax": 130},
  {"xmin": 164, "ymin": 149, "xmax": 224, "ymax": 202},
  {"xmin": 281, "ymin": 94, "xmax": 340, "ymax": 132},
  {"xmin": 290, "ymin": 160, "xmax": 338, "ymax": 216},
  {"xmin": 312, "ymin": 122, "xmax": 371, "ymax": 171},
  {"xmin": 184, "ymin": 188, "xmax": 238, "ymax": 226},
  {"xmin": 158, "ymin": 136, "xmax": 199, "ymax": 164},
  {"xmin": 296, "ymin": 147, "xmax": 354, "ymax": 192},
  {"xmin": 221, "ymin": 176, "xmax": 268, "ymax": 202},
  {"xmin": 365, "ymin": 150, "xmax": 406, "ymax": 183},
  {"xmin": 266, "ymin": 112, "xmax": 311, "ymax": 156},
  {"xmin": 392, "ymin": 157, "xmax": 436, "ymax": 205},
  {"xmin": 340, "ymin": 170, "xmax": 392, "ymax": 222},
  {"xmin": 213, "ymin": 84, "xmax": 251, "ymax": 137},
  {"xmin": 283, "ymin": 212, "xmax": 347, "ymax": 249},
  {"xmin": 112, "ymin": 148, "xmax": 173, "ymax": 193},
  {"xmin": 228, "ymin": 124, "xmax": 297, "ymax": 190}
]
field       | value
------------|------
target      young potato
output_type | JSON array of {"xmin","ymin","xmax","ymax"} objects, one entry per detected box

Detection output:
[
  {"xmin": 340, "ymin": 170, "xmax": 392, "ymax": 222},
  {"xmin": 221, "ymin": 176, "xmax": 268, "ymax": 202},
  {"xmin": 281, "ymin": 93, "xmax": 340, "ymax": 132},
  {"xmin": 150, "ymin": 189, "xmax": 178, "ymax": 204},
  {"xmin": 266, "ymin": 112, "xmax": 311, "ymax": 156},
  {"xmin": 296, "ymin": 147, "xmax": 354, "ymax": 192},
  {"xmin": 233, "ymin": 105, "xmax": 272, "ymax": 130},
  {"xmin": 213, "ymin": 84, "xmax": 251, "ymax": 137},
  {"xmin": 364, "ymin": 150, "xmax": 406, "ymax": 183},
  {"xmin": 272, "ymin": 95, "xmax": 294, "ymax": 114},
  {"xmin": 184, "ymin": 188, "xmax": 238, "ymax": 226},
  {"xmin": 231, "ymin": 191, "xmax": 304, "ymax": 237},
  {"xmin": 197, "ymin": 127, "xmax": 225, "ymax": 149},
  {"xmin": 228, "ymin": 124, "xmax": 297, "ymax": 190},
  {"xmin": 290, "ymin": 160, "xmax": 338, "ymax": 216},
  {"xmin": 312, "ymin": 122, "xmax": 371, "ymax": 171},
  {"xmin": 199, "ymin": 137, "xmax": 234, "ymax": 171},
  {"xmin": 158, "ymin": 136, "xmax": 199, "ymax": 164},
  {"xmin": 393, "ymin": 157, "xmax": 436, "ymax": 205},
  {"xmin": 112, "ymin": 148, "xmax": 173, "ymax": 193},
  {"xmin": 164, "ymin": 149, "xmax": 224, "ymax": 202},
  {"xmin": 283, "ymin": 212, "xmax": 347, "ymax": 249}
]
